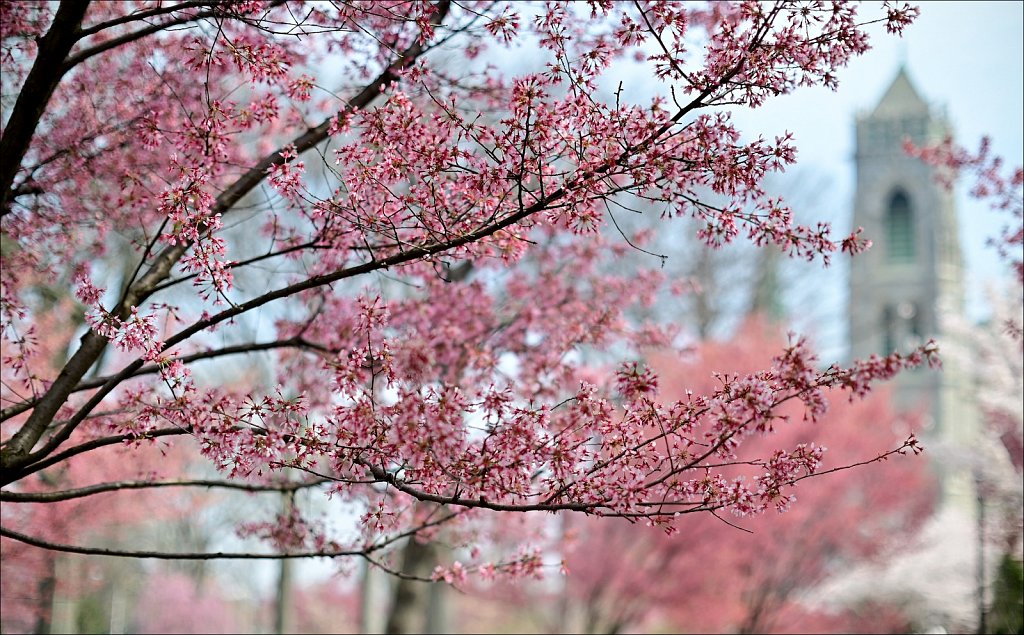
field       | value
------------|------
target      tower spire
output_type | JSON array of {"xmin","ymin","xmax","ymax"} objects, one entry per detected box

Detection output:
[{"xmin": 871, "ymin": 66, "xmax": 929, "ymax": 119}]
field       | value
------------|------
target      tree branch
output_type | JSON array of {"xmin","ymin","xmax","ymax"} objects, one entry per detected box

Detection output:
[
  {"xmin": 1, "ymin": 504, "xmax": 462, "ymax": 561},
  {"xmin": 61, "ymin": 3, "xmax": 284, "ymax": 73},
  {"xmin": 0, "ymin": 526, "xmax": 364, "ymax": 560},
  {"xmin": 75, "ymin": 1, "xmax": 217, "ymax": 39},
  {"xmin": 4, "ymin": 428, "xmax": 192, "ymax": 485},
  {"xmin": 0, "ymin": 0, "xmax": 91, "ymax": 215},
  {"xmin": 0, "ymin": 0, "xmax": 453, "ymax": 474},
  {"xmin": 355, "ymin": 461, "xmax": 710, "ymax": 516},
  {"xmin": 0, "ymin": 476, "xmax": 330, "ymax": 503},
  {"xmin": 1, "ymin": 335, "xmax": 326, "ymax": 422}
]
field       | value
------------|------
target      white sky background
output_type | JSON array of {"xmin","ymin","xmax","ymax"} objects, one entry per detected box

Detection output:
[{"xmin": 723, "ymin": 1, "xmax": 1024, "ymax": 357}]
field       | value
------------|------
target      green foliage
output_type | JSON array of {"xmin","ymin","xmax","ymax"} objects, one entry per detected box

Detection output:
[
  {"xmin": 75, "ymin": 592, "xmax": 108, "ymax": 635},
  {"xmin": 989, "ymin": 553, "xmax": 1024, "ymax": 635}
]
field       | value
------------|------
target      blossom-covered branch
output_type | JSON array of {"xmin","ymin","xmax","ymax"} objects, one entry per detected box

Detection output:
[{"xmin": 1, "ymin": 1, "xmax": 930, "ymax": 579}]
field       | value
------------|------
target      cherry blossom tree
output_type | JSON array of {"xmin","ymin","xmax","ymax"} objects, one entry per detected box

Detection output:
[
  {"xmin": 0, "ymin": 436, "xmax": 212, "ymax": 633},
  {"xmin": 2, "ymin": 0, "xmax": 934, "ymax": 583},
  {"xmin": 0, "ymin": 276, "xmax": 217, "ymax": 633}
]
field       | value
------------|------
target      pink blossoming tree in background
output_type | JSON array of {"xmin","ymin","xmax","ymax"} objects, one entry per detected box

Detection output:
[
  {"xmin": 460, "ymin": 319, "xmax": 935, "ymax": 634},
  {"xmin": 2, "ymin": 0, "xmax": 935, "ymax": 596},
  {"xmin": 0, "ymin": 268, "xmax": 226, "ymax": 633},
  {"xmin": 561, "ymin": 319, "xmax": 935, "ymax": 634}
]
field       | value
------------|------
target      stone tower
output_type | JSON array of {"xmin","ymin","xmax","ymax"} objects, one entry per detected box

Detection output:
[{"xmin": 848, "ymin": 68, "xmax": 977, "ymax": 462}]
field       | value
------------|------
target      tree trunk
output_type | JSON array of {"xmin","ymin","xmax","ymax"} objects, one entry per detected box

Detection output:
[
  {"xmin": 33, "ymin": 555, "xmax": 56, "ymax": 635},
  {"xmin": 385, "ymin": 538, "xmax": 442, "ymax": 634},
  {"xmin": 275, "ymin": 492, "xmax": 294, "ymax": 634}
]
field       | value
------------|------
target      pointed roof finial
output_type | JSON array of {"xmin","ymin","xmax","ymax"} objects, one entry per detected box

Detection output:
[{"xmin": 871, "ymin": 65, "xmax": 928, "ymax": 118}]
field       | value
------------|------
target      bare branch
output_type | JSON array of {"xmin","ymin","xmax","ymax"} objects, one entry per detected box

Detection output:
[
  {"xmin": 0, "ymin": 525, "xmax": 363, "ymax": 560},
  {"xmin": 0, "ymin": 476, "xmax": 330, "ymax": 503},
  {"xmin": 76, "ymin": 1, "xmax": 218, "ymax": 39},
  {"xmin": 1, "ymin": 504, "xmax": 463, "ymax": 561}
]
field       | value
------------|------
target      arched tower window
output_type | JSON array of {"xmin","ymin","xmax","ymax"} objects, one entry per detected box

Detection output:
[{"xmin": 886, "ymin": 190, "xmax": 915, "ymax": 262}]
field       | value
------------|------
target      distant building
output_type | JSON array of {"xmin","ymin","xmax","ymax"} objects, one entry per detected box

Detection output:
[
  {"xmin": 848, "ymin": 67, "xmax": 979, "ymax": 503},
  {"xmin": 814, "ymin": 68, "xmax": 994, "ymax": 632}
]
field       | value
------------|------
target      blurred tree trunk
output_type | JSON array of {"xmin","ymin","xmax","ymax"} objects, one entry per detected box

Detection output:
[
  {"xmin": 275, "ymin": 556, "xmax": 293, "ymax": 635},
  {"xmin": 274, "ymin": 492, "xmax": 294, "ymax": 634},
  {"xmin": 360, "ymin": 559, "xmax": 389, "ymax": 633},
  {"xmin": 385, "ymin": 538, "xmax": 444, "ymax": 634},
  {"xmin": 747, "ymin": 246, "xmax": 784, "ymax": 322},
  {"xmin": 691, "ymin": 246, "xmax": 717, "ymax": 340},
  {"xmin": 33, "ymin": 555, "xmax": 55, "ymax": 635}
]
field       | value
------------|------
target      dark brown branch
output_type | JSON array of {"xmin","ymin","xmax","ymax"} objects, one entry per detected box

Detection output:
[
  {"xmin": 357, "ymin": 461, "xmax": 709, "ymax": 516},
  {"xmin": 789, "ymin": 442, "xmax": 919, "ymax": 485},
  {"xmin": 360, "ymin": 552, "xmax": 437, "ymax": 583},
  {"xmin": 0, "ymin": 1, "xmax": 91, "ymax": 215},
  {"xmin": 147, "ymin": 239, "xmax": 329, "ymax": 295},
  {"xmin": 76, "ymin": 1, "xmax": 217, "ymax": 39},
  {"xmin": 0, "ymin": 476, "xmax": 330, "ymax": 503},
  {"xmin": 4, "ymin": 428, "xmax": 191, "ymax": 485},
  {"xmin": 0, "ymin": 525, "xmax": 359, "ymax": 560},
  {"xmin": 77, "ymin": 335, "xmax": 330, "ymax": 388},
  {"xmin": 0, "ymin": 504, "xmax": 462, "ymax": 561},
  {"xmin": 61, "ymin": 3, "xmax": 284, "ymax": 73}
]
